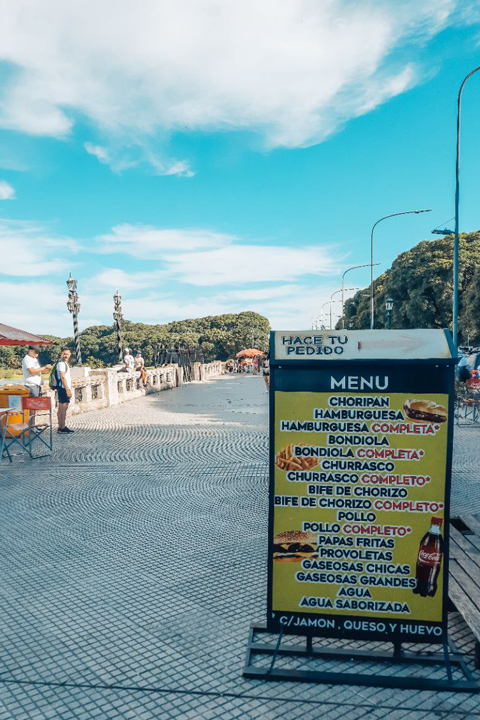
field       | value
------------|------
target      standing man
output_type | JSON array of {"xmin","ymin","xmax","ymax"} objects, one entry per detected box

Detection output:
[
  {"xmin": 56, "ymin": 347, "xmax": 74, "ymax": 434},
  {"xmin": 22, "ymin": 346, "xmax": 51, "ymax": 396}
]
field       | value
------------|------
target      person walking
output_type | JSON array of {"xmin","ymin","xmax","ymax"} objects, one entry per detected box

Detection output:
[
  {"xmin": 22, "ymin": 346, "xmax": 51, "ymax": 397},
  {"xmin": 262, "ymin": 352, "xmax": 270, "ymax": 392},
  {"xmin": 56, "ymin": 347, "xmax": 74, "ymax": 434}
]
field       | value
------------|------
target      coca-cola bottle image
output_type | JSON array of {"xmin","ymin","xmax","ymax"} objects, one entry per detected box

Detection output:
[{"xmin": 413, "ymin": 517, "xmax": 444, "ymax": 598}]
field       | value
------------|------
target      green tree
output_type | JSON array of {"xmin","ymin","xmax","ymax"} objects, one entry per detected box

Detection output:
[{"xmin": 341, "ymin": 232, "xmax": 480, "ymax": 342}]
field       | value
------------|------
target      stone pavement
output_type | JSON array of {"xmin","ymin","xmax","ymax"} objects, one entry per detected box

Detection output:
[{"xmin": 1, "ymin": 374, "xmax": 479, "ymax": 720}]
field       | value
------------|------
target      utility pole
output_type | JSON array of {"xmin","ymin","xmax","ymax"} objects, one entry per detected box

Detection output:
[{"xmin": 453, "ymin": 65, "xmax": 480, "ymax": 352}]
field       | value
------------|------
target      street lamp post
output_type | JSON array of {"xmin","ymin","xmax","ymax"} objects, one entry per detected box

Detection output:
[
  {"xmin": 66, "ymin": 273, "xmax": 82, "ymax": 365},
  {"xmin": 331, "ymin": 288, "xmax": 359, "ymax": 330},
  {"xmin": 385, "ymin": 297, "xmax": 394, "ymax": 330},
  {"xmin": 113, "ymin": 289, "xmax": 123, "ymax": 363},
  {"xmin": 329, "ymin": 299, "xmax": 341, "ymax": 330},
  {"xmin": 341, "ymin": 263, "xmax": 380, "ymax": 328},
  {"xmin": 453, "ymin": 65, "xmax": 480, "ymax": 352},
  {"xmin": 370, "ymin": 209, "xmax": 431, "ymax": 329},
  {"xmin": 319, "ymin": 300, "xmax": 330, "ymax": 330}
]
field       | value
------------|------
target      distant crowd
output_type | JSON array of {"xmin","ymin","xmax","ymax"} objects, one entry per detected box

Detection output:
[{"xmin": 225, "ymin": 352, "xmax": 270, "ymax": 391}]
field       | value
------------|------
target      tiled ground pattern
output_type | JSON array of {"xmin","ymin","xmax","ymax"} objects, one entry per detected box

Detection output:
[{"xmin": 1, "ymin": 375, "xmax": 479, "ymax": 719}]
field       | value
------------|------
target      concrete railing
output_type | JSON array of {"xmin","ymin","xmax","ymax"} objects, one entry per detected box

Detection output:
[{"xmin": 41, "ymin": 361, "xmax": 225, "ymax": 417}]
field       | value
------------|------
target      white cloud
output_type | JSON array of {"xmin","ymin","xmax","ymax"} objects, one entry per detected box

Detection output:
[
  {"xmin": 0, "ymin": 0, "xmax": 466, "ymax": 153},
  {"xmin": 84, "ymin": 141, "xmax": 194, "ymax": 177},
  {"xmin": 0, "ymin": 280, "xmax": 70, "ymax": 334},
  {"xmin": 221, "ymin": 285, "xmax": 302, "ymax": 301},
  {"xmin": 0, "ymin": 219, "xmax": 79, "ymax": 276},
  {"xmin": 98, "ymin": 224, "xmax": 233, "ymax": 258},
  {"xmin": 0, "ymin": 180, "xmax": 15, "ymax": 199},
  {"xmin": 96, "ymin": 223, "xmax": 341, "ymax": 286},
  {"xmin": 90, "ymin": 268, "xmax": 168, "ymax": 292},
  {"xmin": 0, "ymin": 273, "xmax": 361, "ymax": 336},
  {"xmin": 84, "ymin": 142, "xmax": 109, "ymax": 163},
  {"xmin": 164, "ymin": 244, "xmax": 339, "ymax": 285}
]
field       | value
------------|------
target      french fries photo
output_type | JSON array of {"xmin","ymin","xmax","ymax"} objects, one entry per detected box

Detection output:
[{"xmin": 275, "ymin": 443, "xmax": 318, "ymax": 472}]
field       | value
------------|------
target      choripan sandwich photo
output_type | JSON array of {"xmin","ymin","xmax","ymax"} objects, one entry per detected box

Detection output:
[{"xmin": 403, "ymin": 399, "xmax": 447, "ymax": 424}]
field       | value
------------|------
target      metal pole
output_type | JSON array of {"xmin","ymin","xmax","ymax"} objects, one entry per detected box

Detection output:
[
  {"xmin": 370, "ymin": 210, "xmax": 431, "ymax": 329},
  {"xmin": 454, "ymin": 65, "xmax": 480, "ymax": 352},
  {"xmin": 342, "ymin": 263, "xmax": 380, "ymax": 329},
  {"xmin": 66, "ymin": 273, "xmax": 82, "ymax": 365},
  {"xmin": 113, "ymin": 290, "xmax": 123, "ymax": 363},
  {"xmin": 331, "ymin": 288, "xmax": 358, "ymax": 330},
  {"xmin": 319, "ymin": 301, "xmax": 330, "ymax": 329}
]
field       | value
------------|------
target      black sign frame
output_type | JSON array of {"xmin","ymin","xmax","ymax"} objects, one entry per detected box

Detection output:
[{"xmin": 266, "ymin": 334, "xmax": 456, "ymax": 644}]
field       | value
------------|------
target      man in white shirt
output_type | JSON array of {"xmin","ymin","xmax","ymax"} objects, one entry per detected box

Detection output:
[
  {"xmin": 56, "ymin": 347, "xmax": 74, "ymax": 434},
  {"xmin": 123, "ymin": 348, "xmax": 135, "ymax": 374},
  {"xmin": 22, "ymin": 346, "xmax": 52, "ymax": 397}
]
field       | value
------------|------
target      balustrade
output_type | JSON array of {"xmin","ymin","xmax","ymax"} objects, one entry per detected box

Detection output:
[{"xmin": 40, "ymin": 362, "xmax": 225, "ymax": 418}]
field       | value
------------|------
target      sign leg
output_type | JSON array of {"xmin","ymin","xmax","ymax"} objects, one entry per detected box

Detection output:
[
  {"xmin": 267, "ymin": 628, "xmax": 284, "ymax": 674},
  {"xmin": 443, "ymin": 637, "xmax": 453, "ymax": 682}
]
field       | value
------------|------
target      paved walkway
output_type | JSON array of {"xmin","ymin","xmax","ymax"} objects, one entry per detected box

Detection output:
[{"xmin": 1, "ymin": 375, "xmax": 479, "ymax": 720}]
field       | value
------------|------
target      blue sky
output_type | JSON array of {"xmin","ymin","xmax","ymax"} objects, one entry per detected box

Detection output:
[{"xmin": 0, "ymin": 0, "xmax": 480, "ymax": 336}]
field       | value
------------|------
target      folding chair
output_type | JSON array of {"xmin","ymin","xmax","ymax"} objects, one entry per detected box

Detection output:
[
  {"xmin": 0, "ymin": 408, "xmax": 13, "ymax": 462},
  {"xmin": 2, "ymin": 396, "xmax": 53, "ymax": 459},
  {"xmin": 24, "ymin": 396, "xmax": 53, "ymax": 458}
]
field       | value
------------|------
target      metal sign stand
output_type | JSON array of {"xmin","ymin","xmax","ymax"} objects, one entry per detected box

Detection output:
[
  {"xmin": 244, "ymin": 329, "xmax": 480, "ymax": 693},
  {"xmin": 244, "ymin": 623, "xmax": 479, "ymax": 692}
]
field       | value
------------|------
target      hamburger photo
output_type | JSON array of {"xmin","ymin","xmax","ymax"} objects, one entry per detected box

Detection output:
[
  {"xmin": 403, "ymin": 399, "xmax": 447, "ymax": 424},
  {"xmin": 272, "ymin": 530, "xmax": 318, "ymax": 562}
]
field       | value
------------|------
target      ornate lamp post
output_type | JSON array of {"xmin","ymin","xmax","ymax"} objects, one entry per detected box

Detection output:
[
  {"xmin": 66, "ymin": 273, "xmax": 82, "ymax": 365},
  {"xmin": 113, "ymin": 289, "xmax": 124, "ymax": 363},
  {"xmin": 385, "ymin": 297, "xmax": 394, "ymax": 330}
]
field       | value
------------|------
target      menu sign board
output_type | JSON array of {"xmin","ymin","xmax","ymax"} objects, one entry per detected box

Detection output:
[{"xmin": 267, "ymin": 330, "xmax": 455, "ymax": 643}]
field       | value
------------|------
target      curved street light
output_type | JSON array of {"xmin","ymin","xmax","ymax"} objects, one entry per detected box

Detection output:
[
  {"xmin": 319, "ymin": 300, "xmax": 330, "ymax": 330},
  {"xmin": 331, "ymin": 287, "xmax": 359, "ymax": 330},
  {"xmin": 341, "ymin": 263, "xmax": 380, "ymax": 329},
  {"xmin": 370, "ymin": 209, "xmax": 431, "ymax": 329},
  {"xmin": 453, "ymin": 65, "xmax": 480, "ymax": 352}
]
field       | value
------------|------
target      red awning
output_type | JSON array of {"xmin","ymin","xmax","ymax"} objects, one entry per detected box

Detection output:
[{"xmin": 0, "ymin": 322, "xmax": 53, "ymax": 346}]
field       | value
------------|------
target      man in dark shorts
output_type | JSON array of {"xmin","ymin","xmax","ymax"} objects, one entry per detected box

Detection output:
[{"xmin": 56, "ymin": 347, "xmax": 74, "ymax": 434}]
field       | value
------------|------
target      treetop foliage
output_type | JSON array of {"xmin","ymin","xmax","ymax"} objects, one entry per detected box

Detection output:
[
  {"xmin": 0, "ymin": 311, "xmax": 270, "ymax": 370},
  {"xmin": 340, "ymin": 232, "xmax": 480, "ymax": 342}
]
